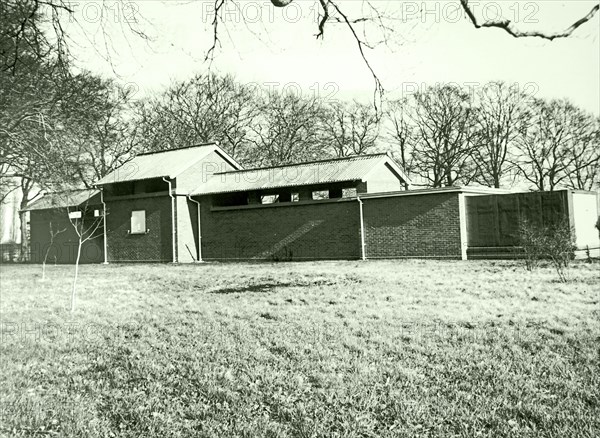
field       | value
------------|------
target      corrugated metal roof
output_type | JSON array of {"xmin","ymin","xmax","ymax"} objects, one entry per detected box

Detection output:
[
  {"xmin": 95, "ymin": 143, "xmax": 230, "ymax": 185},
  {"xmin": 24, "ymin": 189, "xmax": 100, "ymax": 211},
  {"xmin": 191, "ymin": 154, "xmax": 394, "ymax": 195}
]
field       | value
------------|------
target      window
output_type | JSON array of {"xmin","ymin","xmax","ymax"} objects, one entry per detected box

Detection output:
[
  {"xmin": 261, "ymin": 195, "xmax": 279, "ymax": 204},
  {"xmin": 130, "ymin": 210, "xmax": 146, "ymax": 234},
  {"xmin": 68, "ymin": 211, "xmax": 82, "ymax": 219},
  {"xmin": 214, "ymin": 192, "xmax": 249, "ymax": 207},
  {"xmin": 291, "ymin": 193, "xmax": 299, "ymax": 202},
  {"xmin": 312, "ymin": 190, "xmax": 329, "ymax": 200},
  {"xmin": 343, "ymin": 188, "xmax": 358, "ymax": 198},
  {"xmin": 94, "ymin": 209, "xmax": 101, "ymax": 217}
]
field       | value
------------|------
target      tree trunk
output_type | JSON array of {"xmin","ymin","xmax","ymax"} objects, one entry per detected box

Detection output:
[
  {"xmin": 70, "ymin": 239, "xmax": 82, "ymax": 312},
  {"xmin": 18, "ymin": 186, "xmax": 30, "ymax": 262}
]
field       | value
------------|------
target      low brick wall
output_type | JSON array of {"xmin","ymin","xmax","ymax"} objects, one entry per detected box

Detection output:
[
  {"xmin": 362, "ymin": 192, "xmax": 462, "ymax": 259},
  {"xmin": 198, "ymin": 191, "xmax": 463, "ymax": 261},
  {"xmin": 199, "ymin": 197, "xmax": 361, "ymax": 261}
]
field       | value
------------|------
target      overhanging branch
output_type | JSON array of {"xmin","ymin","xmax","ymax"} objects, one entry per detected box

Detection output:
[
  {"xmin": 460, "ymin": 0, "xmax": 600, "ymax": 40},
  {"xmin": 328, "ymin": 1, "xmax": 384, "ymax": 112}
]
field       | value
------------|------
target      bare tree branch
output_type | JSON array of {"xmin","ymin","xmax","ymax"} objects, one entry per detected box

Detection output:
[
  {"xmin": 206, "ymin": 0, "xmax": 226, "ymax": 62},
  {"xmin": 316, "ymin": 0, "xmax": 329, "ymax": 39},
  {"xmin": 328, "ymin": 1, "xmax": 384, "ymax": 112},
  {"xmin": 460, "ymin": 0, "xmax": 600, "ymax": 40}
]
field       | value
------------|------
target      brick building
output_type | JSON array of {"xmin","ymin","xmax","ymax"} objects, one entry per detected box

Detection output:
[
  {"xmin": 24, "ymin": 189, "xmax": 104, "ymax": 264},
  {"xmin": 25, "ymin": 144, "xmax": 600, "ymax": 263},
  {"xmin": 95, "ymin": 143, "xmax": 241, "ymax": 263}
]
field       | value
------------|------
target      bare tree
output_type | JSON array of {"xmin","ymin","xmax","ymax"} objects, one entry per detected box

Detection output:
[
  {"xmin": 322, "ymin": 101, "xmax": 381, "ymax": 158},
  {"xmin": 249, "ymin": 90, "xmax": 327, "ymax": 166},
  {"xmin": 41, "ymin": 221, "xmax": 66, "ymax": 281},
  {"xmin": 53, "ymin": 73, "xmax": 143, "ymax": 188},
  {"xmin": 515, "ymin": 99, "xmax": 599, "ymax": 191},
  {"xmin": 137, "ymin": 73, "xmax": 258, "ymax": 162},
  {"xmin": 471, "ymin": 82, "xmax": 531, "ymax": 188},
  {"xmin": 408, "ymin": 84, "xmax": 477, "ymax": 187},
  {"xmin": 66, "ymin": 203, "xmax": 103, "ymax": 312},
  {"xmin": 1, "ymin": 2, "xmax": 86, "ymax": 257},
  {"xmin": 2, "ymin": 0, "xmax": 150, "ymax": 264},
  {"xmin": 1, "ymin": 0, "xmax": 70, "ymax": 74},
  {"xmin": 0, "ymin": 179, "xmax": 20, "ymax": 205},
  {"xmin": 386, "ymin": 98, "xmax": 415, "ymax": 189},
  {"xmin": 1, "ymin": 0, "xmax": 151, "ymax": 74},
  {"xmin": 2, "ymin": 71, "xmax": 138, "ymax": 259},
  {"xmin": 563, "ymin": 116, "xmax": 600, "ymax": 191}
]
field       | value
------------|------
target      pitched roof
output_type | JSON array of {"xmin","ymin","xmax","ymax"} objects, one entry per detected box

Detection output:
[
  {"xmin": 95, "ymin": 143, "xmax": 241, "ymax": 185},
  {"xmin": 24, "ymin": 189, "xmax": 100, "ymax": 211},
  {"xmin": 190, "ymin": 153, "xmax": 410, "ymax": 195}
]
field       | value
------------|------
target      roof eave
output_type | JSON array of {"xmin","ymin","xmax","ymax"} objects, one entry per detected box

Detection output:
[
  {"xmin": 190, "ymin": 178, "xmax": 363, "ymax": 197},
  {"xmin": 94, "ymin": 175, "xmax": 173, "ymax": 187},
  {"xmin": 22, "ymin": 189, "xmax": 101, "ymax": 211}
]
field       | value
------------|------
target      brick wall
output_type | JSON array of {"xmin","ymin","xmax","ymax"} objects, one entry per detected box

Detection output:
[
  {"xmin": 362, "ymin": 192, "xmax": 462, "ymax": 259},
  {"xmin": 199, "ymin": 197, "xmax": 361, "ymax": 261},
  {"xmin": 29, "ymin": 209, "xmax": 104, "ymax": 264},
  {"xmin": 105, "ymin": 195, "xmax": 173, "ymax": 262}
]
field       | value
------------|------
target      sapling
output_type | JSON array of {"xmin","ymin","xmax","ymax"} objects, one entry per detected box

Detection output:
[{"xmin": 41, "ymin": 221, "xmax": 66, "ymax": 281}]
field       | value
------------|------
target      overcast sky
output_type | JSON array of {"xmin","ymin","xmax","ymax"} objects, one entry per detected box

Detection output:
[{"xmin": 65, "ymin": 1, "xmax": 599, "ymax": 113}]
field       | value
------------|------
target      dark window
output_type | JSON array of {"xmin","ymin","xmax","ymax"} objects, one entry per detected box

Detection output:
[
  {"xmin": 134, "ymin": 179, "xmax": 167, "ymax": 194},
  {"xmin": 213, "ymin": 192, "xmax": 249, "ymax": 207}
]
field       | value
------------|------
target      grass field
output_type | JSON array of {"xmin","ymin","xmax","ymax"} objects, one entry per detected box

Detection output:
[{"xmin": 0, "ymin": 260, "xmax": 598, "ymax": 437}]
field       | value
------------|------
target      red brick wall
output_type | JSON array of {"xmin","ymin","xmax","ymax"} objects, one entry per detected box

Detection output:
[
  {"xmin": 362, "ymin": 192, "xmax": 462, "ymax": 259},
  {"xmin": 105, "ymin": 195, "xmax": 173, "ymax": 262},
  {"xmin": 102, "ymin": 191, "xmax": 462, "ymax": 263},
  {"xmin": 199, "ymin": 197, "xmax": 361, "ymax": 261}
]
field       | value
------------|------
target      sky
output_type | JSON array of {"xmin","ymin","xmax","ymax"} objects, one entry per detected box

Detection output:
[{"xmin": 62, "ymin": 0, "xmax": 600, "ymax": 114}]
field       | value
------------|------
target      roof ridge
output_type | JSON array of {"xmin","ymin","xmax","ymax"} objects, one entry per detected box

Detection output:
[
  {"xmin": 214, "ymin": 153, "xmax": 388, "ymax": 175},
  {"xmin": 137, "ymin": 142, "xmax": 218, "ymax": 157}
]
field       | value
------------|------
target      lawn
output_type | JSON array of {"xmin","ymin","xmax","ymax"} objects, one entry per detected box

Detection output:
[{"xmin": 0, "ymin": 260, "xmax": 598, "ymax": 437}]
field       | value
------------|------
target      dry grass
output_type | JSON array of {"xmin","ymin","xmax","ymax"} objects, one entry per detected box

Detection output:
[{"xmin": 0, "ymin": 260, "xmax": 598, "ymax": 437}]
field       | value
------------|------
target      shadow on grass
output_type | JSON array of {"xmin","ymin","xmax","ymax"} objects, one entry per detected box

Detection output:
[
  {"xmin": 211, "ymin": 282, "xmax": 292, "ymax": 294},
  {"xmin": 210, "ymin": 279, "xmax": 337, "ymax": 294}
]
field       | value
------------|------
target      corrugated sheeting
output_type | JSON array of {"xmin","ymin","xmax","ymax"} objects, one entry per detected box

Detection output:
[
  {"xmin": 191, "ymin": 154, "xmax": 391, "ymax": 195},
  {"xmin": 96, "ymin": 144, "xmax": 220, "ymax": 185},
  {"xmin": 465, "ymin": 190, "xmax": 569, "ymax": 247},
  {"xmin": 24, "ymin": 189, "xmax": 100, "ymax": 211}
]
